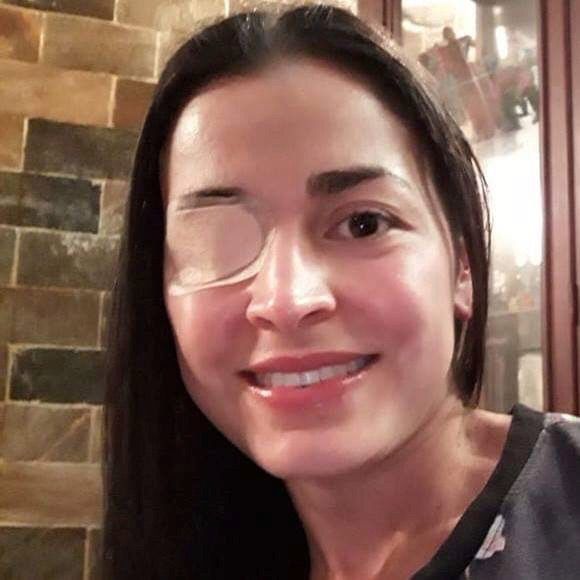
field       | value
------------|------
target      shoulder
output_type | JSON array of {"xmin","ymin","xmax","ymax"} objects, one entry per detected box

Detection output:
[
  {"xmin": 512, "ymin": 403, "xmax": 580, "ymax": 457},
  {"xmin": 507, "ymin": 404, "xmax": 580, "ymax": 491},
  {"xmin": 541, "ymin": 409, "xmax": 580, "ymax": 460},
  {"xmin": 543, "ymin": 408, "xmax": 580, "ymax": 429}
]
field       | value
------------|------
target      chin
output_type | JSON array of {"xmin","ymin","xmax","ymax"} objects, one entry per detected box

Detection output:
[{"xmin": 251, "ymin": 432, "xmax": 377, "ymax": 481}]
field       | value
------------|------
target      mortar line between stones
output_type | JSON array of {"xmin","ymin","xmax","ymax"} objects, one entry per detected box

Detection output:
[
  {"xmin": 4, "ymin": 281, "xmax": 104, "ymax": 297},
  {"xmin": 5, "ymin": 343, "xmax": 14, "ymax": 402},
  {"xmin": 1, "ymin": 458, "xmax": 101, "ymax": 468},
  {"xmin": 37, "ymin": 12, "xmax": 47, "ymax": 62},
  {"xmin": 0, "ymin": 521, "xmax": 95, "ymax": 528},
  {"xmin": 97, "ymin": 291, "xmax": 105, "ymax": 348},
  {"xmin": 8, "ymin": 400, "xmax": 95, "ymax": 410},
  {"xmin": 98, "ymin": 179, "xmax": 106, "ymax": 235},
  {"xmin": 83, "ymin": 526, "xmax": 91, "ymax": 580},
  {"xmin": 9, "ymin": 228, "xmax": 20, "ymax": 287},
  {"xmin": 88, "ymin": 406, "xmax": 100, "ymax": 463},
  {"xmin": 107, "ymin": 76, "xmax": 118, "ymax": 128},
  {"xmin": 154, "ymin": 30, "xmax": 162, "ymax": 78},
  {"xmin": 8, "ymin": 224, "xmax": 119, "ymax": 240},
  {"xmin": 113, "ymin": 0, "xmax": 120, "ymax": 24},
  {"xmin": 9, "ymin": 343, "xmax": 102, "ymax": 352},
  {"xmin": 88, "ymin": 407, "xmax": 96, "ymax": 462},
  {"xmin": 19, "ymin": 116, "xmax": 28, "ymax": 172},
  {"xmin": 15, "ymin": 167, "xmax": 134, "ymax": 183}
]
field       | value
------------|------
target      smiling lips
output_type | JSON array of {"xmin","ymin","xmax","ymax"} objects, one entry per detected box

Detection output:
[{"xmin": 242, "ymin": 352, "xmax": 379, "ymax": 389}]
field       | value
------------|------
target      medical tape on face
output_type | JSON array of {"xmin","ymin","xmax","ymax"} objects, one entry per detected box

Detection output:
[{"xmin": 165, "ymin": 201, "xmax": 275, "ymax": 296}]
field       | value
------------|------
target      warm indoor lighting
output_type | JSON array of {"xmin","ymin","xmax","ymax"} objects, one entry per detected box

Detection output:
[
  {"xmin": 495, "ymin": 25, "xmax": 509, "ymax": 60},
  {"xmin": 476, "ymin": 126, "xmax": 543, "ymax": 268}
]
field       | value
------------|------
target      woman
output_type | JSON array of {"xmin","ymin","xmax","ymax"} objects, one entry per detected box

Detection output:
[{"xmin": 103, "ymin": 5, "xmax": 580, "ymax": 579}]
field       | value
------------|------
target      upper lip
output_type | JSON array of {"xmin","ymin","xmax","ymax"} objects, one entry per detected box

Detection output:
[{"xmin": 244, "ymin": 352, "xmax": 374, "ymax": 374}]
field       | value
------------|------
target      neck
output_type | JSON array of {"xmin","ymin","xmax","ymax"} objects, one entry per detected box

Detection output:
[{"xmin": 285, "ymin": 397, "xmax": 510, "ymax": 580}]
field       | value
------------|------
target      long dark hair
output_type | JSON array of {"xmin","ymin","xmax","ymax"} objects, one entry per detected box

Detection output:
[{"xmin": 103, "ymin": 4, "xmax": 490, "ymax": 579}]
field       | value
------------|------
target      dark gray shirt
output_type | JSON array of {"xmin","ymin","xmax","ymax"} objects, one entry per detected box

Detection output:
[{"xmin": 412, "ymin": 404, "xmax": 580, "ymax": 579}]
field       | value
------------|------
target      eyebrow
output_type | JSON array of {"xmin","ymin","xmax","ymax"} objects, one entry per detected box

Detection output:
[
  {"xmin": 174, "ymin": 165, "xmax": 414, "ymax": 208},
  {"xmin": 306, "ymin": 165, "xmax": 413, "ymax": 197}
]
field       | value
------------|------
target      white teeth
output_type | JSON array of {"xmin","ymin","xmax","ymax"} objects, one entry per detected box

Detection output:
[
  {"xmin": 270, "ymin": 372, "xmax": 302, "ymax": 388},
  {"xmin": 286, "ymin": 373, "xmax": 301, "ymax": 387},
  {"xmin": 303, "ymin": 370, "xmax": 320, "ymax": 384},
  {"xmin": 255, "ymin": 356, "xmax": 372, "ymax": 389}
]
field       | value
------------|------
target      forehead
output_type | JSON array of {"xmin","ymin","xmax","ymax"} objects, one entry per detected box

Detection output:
[
  {"xmin": 162, "ymin": 57, "xmax": 449, "ymax": 240},
  {"xmin": 165, "ymin": 59, "xmax": 415, "ymax": 179},
  {"xmin": 170, "ymin": 59, "xmax": 388, "ymax": 138}
]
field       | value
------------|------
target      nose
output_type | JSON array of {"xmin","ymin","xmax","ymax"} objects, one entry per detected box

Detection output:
[{"xmin": 245, "ymin": 230, "xmax": 336, "ymax": 333}]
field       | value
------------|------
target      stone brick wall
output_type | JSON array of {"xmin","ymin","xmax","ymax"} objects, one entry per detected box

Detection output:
[{"xmin": 0, "ymin": 0, "xmax": 356, "ymax": 578}]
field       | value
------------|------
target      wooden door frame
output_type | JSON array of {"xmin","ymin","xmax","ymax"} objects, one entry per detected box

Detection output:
[
  {"xmin": 573, "ymin": 0, "xmax": 580, "ymax": 414},
  {"xmin": 539, "ymin": 0, "xmax": 579, "ymax": 414}
]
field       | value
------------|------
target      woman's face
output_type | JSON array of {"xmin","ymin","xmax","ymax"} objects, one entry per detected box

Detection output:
[{"xmin": 162, "ymin": 58, "xmax": 473, "ymax": 480}]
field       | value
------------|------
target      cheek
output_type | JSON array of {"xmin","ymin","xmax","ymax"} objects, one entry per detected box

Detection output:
[
  {"xmin": 336, "ymin": 248, "xmax": 455, "ymax": 373},
  {"xmin": 165, "ymin": 291, "xmax": 254, "ymax": 449},
  {"xmin": 165, "ymin": 290, "xmax": 251, "ymax": 383}
]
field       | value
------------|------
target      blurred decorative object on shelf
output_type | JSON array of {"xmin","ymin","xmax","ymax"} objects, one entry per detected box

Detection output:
[{"xmin": 401, "ymin": 0, "xmax": 543, "ymax": 412}]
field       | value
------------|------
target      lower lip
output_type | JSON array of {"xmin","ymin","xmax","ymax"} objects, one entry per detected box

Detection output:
[{"xmin": 245, "ymin": 355, "xmax": 379, "ymax": 412}]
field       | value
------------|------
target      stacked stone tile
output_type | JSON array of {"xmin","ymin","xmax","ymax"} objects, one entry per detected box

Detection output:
[{"xmin": 0, "ymin": 1, "xmax": 223, "ymax": 578}]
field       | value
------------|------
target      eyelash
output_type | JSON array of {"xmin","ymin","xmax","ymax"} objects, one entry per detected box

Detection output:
[{"xmin": 328, "ymin": 208, "xmax": 397, "ymax": 241}]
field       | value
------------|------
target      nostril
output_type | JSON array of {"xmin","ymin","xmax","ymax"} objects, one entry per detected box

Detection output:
[
  {"xmin": 246, "ymin": 312, "xmax": 277, "ymax": 331},
  {"xmin": 245, "ymin": 286, "xmax": 337, "ymax": 332},
  {"xmin": 302, "ymin": 309, "xmax": 330, "ymax": 325}
]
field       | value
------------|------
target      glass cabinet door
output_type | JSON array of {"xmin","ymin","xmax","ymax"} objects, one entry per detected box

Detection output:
[{"xmin": 400, "ymin": 0, "xmax": 543, "ymax": 412}]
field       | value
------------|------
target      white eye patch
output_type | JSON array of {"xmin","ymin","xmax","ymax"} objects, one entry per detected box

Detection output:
[{"xmin": 165, "ymin": 202, "xmax": 274, "ymax": 295}]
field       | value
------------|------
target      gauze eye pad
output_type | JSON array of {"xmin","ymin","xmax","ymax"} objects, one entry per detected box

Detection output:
[{"xmin": 165, "ymin": 203, "xmax": 272, "ymax": 295}]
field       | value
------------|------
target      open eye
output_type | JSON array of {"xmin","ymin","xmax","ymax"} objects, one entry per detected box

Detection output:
[{"xmin": 328, "ymin": 209, "xmax": 395, "ymax": 240}]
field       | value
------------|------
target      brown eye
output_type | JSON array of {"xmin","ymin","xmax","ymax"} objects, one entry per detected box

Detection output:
[{"xmin": 332, "ymin": 210, "xmax": 393, "ymax": 240}]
